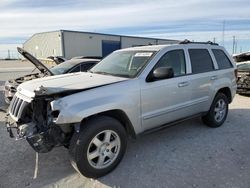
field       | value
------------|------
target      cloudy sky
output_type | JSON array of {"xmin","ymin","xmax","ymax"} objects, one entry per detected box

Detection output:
[{"xmin": 0, "ymin": 0, "xmax": 250, "ymax": 58}]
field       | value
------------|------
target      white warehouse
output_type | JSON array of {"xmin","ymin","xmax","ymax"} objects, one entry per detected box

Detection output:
[{"xmin": 23, "ymin": 30, "xmax": 179, "ymax": 59}]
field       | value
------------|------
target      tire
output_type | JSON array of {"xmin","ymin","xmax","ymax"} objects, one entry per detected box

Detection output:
[
  {"xmin": 69, "ymin": 116, "xmax": 127, "ymax": 178},
  {"xmin": 202, "ymin": 92, "xmax": 229, "ymax": 128}
]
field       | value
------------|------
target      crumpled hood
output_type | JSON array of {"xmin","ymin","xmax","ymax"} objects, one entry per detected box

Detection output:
[{"xmin": 17, "ymin": 72, "xmax": 129, "ymax": 98}]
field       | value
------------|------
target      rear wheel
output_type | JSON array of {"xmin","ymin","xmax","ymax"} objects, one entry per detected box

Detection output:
[
  {"xmin": 69, "ymin": 116, "xmax": 127, "ymax": 178},
  {"xmin": 202, "ymin": 92, "xmax": 229, "ymax": 128}
]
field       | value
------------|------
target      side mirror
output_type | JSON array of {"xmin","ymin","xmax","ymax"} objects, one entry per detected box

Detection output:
[{"xmin": 149, "ymin": 67, "xmax": 174, "ymax": 81}]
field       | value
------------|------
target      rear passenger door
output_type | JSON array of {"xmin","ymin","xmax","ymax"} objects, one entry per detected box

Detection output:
[
  {"xmin": 186, "ymin": 48, "xmax": 217, "ymax": 114},
  {"xmin": 211, "ymin": 48, "xmax": 236, "ymax": 96}
]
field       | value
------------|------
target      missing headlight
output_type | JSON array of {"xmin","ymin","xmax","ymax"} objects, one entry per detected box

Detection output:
[{"xmin": 51, "ymin": 110, "xmax": 60, "ymax": 122}]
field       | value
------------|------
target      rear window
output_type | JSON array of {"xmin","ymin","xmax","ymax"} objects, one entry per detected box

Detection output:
[
  {"xmin": 212, "ymin": 49, "xmax": 233, "ymax": 69},
  {"xmin": 189, "ymin": 49, "xmax": 214, "ymax": 74}
]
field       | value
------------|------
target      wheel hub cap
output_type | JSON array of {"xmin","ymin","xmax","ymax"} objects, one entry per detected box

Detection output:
[
  {"xmin": 87, "ymin": 130, "xmax": 121, "ymax": 169},
  {"xmin": 214, "ymin": 99, "xmax": 226, "ymax": 122}
]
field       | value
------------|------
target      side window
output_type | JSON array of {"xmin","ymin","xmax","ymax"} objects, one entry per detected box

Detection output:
[
  {"xmin": 212, "ymin": 49, "xmax": 233, "ymax": 69},
  {"xmin": 81, "ymin": 63, "xmax": 96, "ymax": 72},
  {"xmin": 189, "ymin": 49, "xmax": 214, "ymax": 74},
  {"xmin": 69, "ymin": 65, "xmax": 81, "ymax": 73},
  {"xmin": 155, "ymin": 50, "xmax": 186, "ymax": 76}
]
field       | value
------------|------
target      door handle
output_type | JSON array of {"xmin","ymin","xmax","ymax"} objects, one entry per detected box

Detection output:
[
  {"xmin": 178, "ymin": 82, "xmax": 189, "ymax": 87},
  {"xmin": 211, "ymin": 76, "xmax": 218, "ymax": 80}
]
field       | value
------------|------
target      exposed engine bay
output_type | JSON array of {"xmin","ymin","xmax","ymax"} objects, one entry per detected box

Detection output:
[
  {"xmin": 12, "ymin": 73, "xmax": 41, "ymax": 84},
  {"xmin": 4, "ymin": 72, "xmax": 47, "ymax": 103}
]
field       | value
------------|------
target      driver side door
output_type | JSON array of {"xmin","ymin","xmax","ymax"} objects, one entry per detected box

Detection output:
[{"xmin": 140, "ymin": 49, "xmax": 193, "ymax": 131}]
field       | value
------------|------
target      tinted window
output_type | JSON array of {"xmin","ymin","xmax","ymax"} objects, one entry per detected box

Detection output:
[
  {"xmin": 81, "ymin": 63, "xmax": 96, "ymax": 72},
  {"xmin": 155, "ymin": 50, "xmax": 186, "ymax": 76},
  {"xmin": 69, "ymin": 65, "xmax": 81, "ymax": 73},
  {"xmin": 50, "ymin": 61, "xmax": 78, "ymax": 75},
  {"xmin": 189, "ymin": 49, "xmax": 214, "ymax": 74},
  {"xmin": 212, "ymin": 49, "xmax": 233, "ymax": 69}
]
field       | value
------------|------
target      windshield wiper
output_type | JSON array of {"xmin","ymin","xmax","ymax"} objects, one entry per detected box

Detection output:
[
  {"xmin": 92, "ymin": 71, "xmax": 131, "ymax": 78},
  {"xmin": 107, "ymin": 73, "xmax": 131, "ymax": 78},
  {"xmin": 92, "ymin": 71, "xmax": 111, "ymax": 75}
]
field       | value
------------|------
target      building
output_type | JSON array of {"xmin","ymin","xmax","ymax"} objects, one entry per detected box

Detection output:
[{"xmin": 23, "ymin": 30, "xmax": 179, "ymax": 59}]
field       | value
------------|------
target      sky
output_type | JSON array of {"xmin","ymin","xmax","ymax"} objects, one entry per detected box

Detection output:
[{"xmin": 0, "ymin": 0, "xmax": 250, "ymax": 58}]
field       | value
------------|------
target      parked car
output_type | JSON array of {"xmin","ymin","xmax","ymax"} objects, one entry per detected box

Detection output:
[
  {"xmin": 236, "ymin": 62, "xmax": 250, "ymax": 94},
  {"xmin": 71, "ymin": 56, "xmax": 103, "ymax": 60},
  {"xmin": 233, "ymin": 51, "xmax": 250, "ymax": 63},
  {"xmin": 6, "ymin": 41, "xmax": 237, "ymax": 178},
  {"xmin": 4, "ymin": 47, "xmax": 100, "ymax": 104},
  {"xmin": 47, "ymin": 56, "xmax": 67, "ymax": 64}
]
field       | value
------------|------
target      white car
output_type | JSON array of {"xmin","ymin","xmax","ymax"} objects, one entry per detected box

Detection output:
[
  {"xmin": 6, "ymin": 41, "xmax": 237, "ymax": 178},
  {"xmin": 4, "ymin": 47, "xmax": 100, "ymax": 104}
]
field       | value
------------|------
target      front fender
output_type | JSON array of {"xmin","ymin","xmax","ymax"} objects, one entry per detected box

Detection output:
[{"xmin": 50, "ymin": 81, "xmax": 142, "ymax": 134}]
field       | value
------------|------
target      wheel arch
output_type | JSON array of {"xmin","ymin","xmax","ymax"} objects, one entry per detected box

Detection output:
[
  {"xmin": 80, "ymin": 109, "xmax": 136, "ymax": 139},
  {"xmin": 217, "ymin": 87, "xmax": 232, "ymax": 103}
]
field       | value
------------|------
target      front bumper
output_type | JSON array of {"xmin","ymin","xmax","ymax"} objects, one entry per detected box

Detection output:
[
  {"xmin": 5, "ymin": 114, "xmax": 19, "ymax": 139},
  {"xmin": 5, "ymin": 114, "xmax": 55, "ymax": 153},
  {"xmin": 3, "ymin": 86, "xmax": 15, "ymax": 104},
  {"xmin": 237, "ymin": 87, "xmax": 250, "ymax": 94}
]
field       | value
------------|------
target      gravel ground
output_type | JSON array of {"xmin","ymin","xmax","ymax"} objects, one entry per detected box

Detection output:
[{"xmin": 0, "ymin": 62, "xmax": 250, "ymax": 188}]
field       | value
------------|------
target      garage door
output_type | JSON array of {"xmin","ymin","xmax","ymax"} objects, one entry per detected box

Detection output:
[{"xmin": 102, "ymin": 40, "xmax": 121, "ymax": 57}]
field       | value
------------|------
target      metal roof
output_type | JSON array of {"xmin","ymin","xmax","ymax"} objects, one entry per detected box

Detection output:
[{"xmin": 23, "ymin": 29, "xmax": 179, "ymax": 45}]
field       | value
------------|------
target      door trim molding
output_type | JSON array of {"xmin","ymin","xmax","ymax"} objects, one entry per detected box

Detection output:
[{"xmin": 142, "ymin": 96, "xmax": 209, "ymax": 120}]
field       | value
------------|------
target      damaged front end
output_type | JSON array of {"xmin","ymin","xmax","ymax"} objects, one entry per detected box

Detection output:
[{"xmin": 6, "ymin": 91, "xmax": 72, "ymax": 153}]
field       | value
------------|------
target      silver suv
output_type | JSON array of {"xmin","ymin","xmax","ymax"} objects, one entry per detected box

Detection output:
[{"xmin": 6, "ymin": 41, "xmax": 237, "ymax": 178}]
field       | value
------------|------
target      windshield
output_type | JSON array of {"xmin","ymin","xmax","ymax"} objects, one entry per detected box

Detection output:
[
  {"xmin": 50, "ymin": 61, "xmax": 76, "ymax": 75},
  {"xmin": 90, "ymin": 51, "xmax": 155, "ymax": 78},
  {"xmin": 237, "ymin": 63, "xmax": 250, "ymax": 71}
]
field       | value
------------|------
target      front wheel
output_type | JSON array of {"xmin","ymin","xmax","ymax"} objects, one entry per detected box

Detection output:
[
  {"xmin": 69, "ymin": 116, "xmax": 127, "ymax": 178},
  {"xmin": 202, "ymin": 92, "xmax": 229, "ymax": 128}
]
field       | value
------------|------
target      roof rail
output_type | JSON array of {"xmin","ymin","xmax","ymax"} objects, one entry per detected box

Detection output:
[{"xmin": 179, "ymin": 39, "xmax": 219, "ymax": 45}]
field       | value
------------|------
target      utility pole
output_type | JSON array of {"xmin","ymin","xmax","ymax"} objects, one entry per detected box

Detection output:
[
  {"xmin": 232, "ymin": 36, "xmax": 236, "ymax": 54},
  {"xmin": 235, "ymin": 40, "xmax": 237, "ymax": 54},
  {"xmin": 7, "ymin": 49, "xmax": 10, "ymax": 59},
  {"xmin": 213, "ymin": 37, "xmax": 216, "ymax": 43},
  {"xmin": 222, "ymin": 20, "xmax": 225, "ymax": 46}
]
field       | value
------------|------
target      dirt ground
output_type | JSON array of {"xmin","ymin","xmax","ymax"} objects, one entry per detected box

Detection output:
[{"xmin": 0, "ymin": 61, "xmax": 250, "ymax": 188}]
